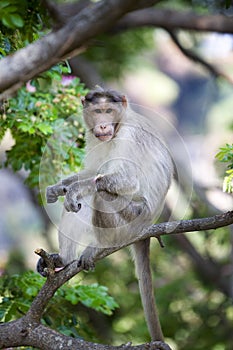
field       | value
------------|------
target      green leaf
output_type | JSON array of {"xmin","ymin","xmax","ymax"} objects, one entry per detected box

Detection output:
[
  {"xmin": 1, "ymin": 12, "xmax": 24, "ymax": 29},
  {"xmin": 9, "ymin": 13, "xmax": 24, "ymax": 28},
  {"xmin": 2, "ymin": 5, "xmax": 18, "ymax": 12},
  {"xmin": 2, "ymin": 14, "xmax": 14, "ymax": 28},
  {"xmin": 0, "ymin": 1, "xmax": 10, "ymax": 9},
  {"xmin": 26, "ymin": 286, "xmax": 39, "ymax": 297},
  {"xmin": 223, "ymin": 169, "xmax": 233, "ymax": 193},
  {"xmin": 216, "ymin": 144, "xmax": 233, "ymax": 193},
  {"xmin": 76, "ymin": 284, "xmax": 119, "ymax": 315},
  {"xmin": 65, "ymin": 292, "xmax": 79, "ymax": 305},
  {"xmin": 37, "ymin": 123, "xmax": 53, "ymax": 135}
]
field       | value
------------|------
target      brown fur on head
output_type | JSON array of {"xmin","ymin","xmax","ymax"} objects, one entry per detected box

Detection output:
[{"xmin": 81, "ymin": 88, "xmax": 127, "ymax": 142}]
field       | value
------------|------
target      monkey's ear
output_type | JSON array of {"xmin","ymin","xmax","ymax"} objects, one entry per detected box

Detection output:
[
  {"xmin": 122, "ymin": 95, "xmax": 127, "ymax": 108},
  {"xmin": 81, "ymin": 96, "xmax": 85, "ymax": 106}
]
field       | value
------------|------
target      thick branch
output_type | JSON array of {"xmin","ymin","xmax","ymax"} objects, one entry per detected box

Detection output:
[
  {"xmin": 0, "ymin": 319, "xmax": 170, "ymax": 350},
  {"xmin": 1, "ymin": 3, "xmax": 233, "ymax": 99},
  {"xmin": 114, "ymin": 8, "xmax": 233, "ymax": 33},
  {"xmin": 0, "ymin": 0, "xmax": 160, "ymax": 99}
]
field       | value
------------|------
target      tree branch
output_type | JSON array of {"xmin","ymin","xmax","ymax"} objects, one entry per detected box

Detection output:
[
  {"xmin": 1, "ymin": 211, "xmax": 232, "ymax": 349},
  {"xmin": 167, "ymin": 29, "xmax": 233, "ymax": 84},
  {"xmin": 2, "ymin": 3, "xmax": 233, "ymax": 99},
  {"xmin": 0, "ymin": 0, "xmax": 160, "ymax": 100},
  {"xmin": 16, "ymin": 210, "xmax": 233, "ymax": 317},
  {"xmin": 37, "ymin": 211, "xmax": 233, "ymax": 301},
  {"xmin": 114, "ymin": 8, "xmax": 233, "ymax": 34},
  {"xmin": 0, "ymin": 319, "xmax": 171, "ymax": 349},
  {"xmin": 112, "ymin": 8, "xmax": 233, "ymax": 83}
]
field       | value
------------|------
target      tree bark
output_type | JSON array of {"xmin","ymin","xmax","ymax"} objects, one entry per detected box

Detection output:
[
  {"xmin": 1, "ymin": 1, "xmax": 233, "ymax": 99},
  {"xmin": 0, "ymin": 0, "xmax": 160, "ymax": 98},
  {"xmin": 114, "ymin": 8, "xmax": 233, "ymax": 34},
  {"xmin": 0, "ymin": 317, "xmax": 171, "ymax": 349}
]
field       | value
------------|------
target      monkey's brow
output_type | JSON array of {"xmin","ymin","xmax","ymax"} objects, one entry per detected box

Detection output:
[
  {"xmin": 86, "ymin": 94, "xmax": 123, "ymax": 104},
  {"xmin": 88, "ymin": 101, "xmax": 117, "ymax": 109}
]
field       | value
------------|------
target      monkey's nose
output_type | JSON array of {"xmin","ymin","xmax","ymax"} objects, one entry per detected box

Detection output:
[{"xmin": 100, "ymin": 124, "xmax": 107, "ymax": 130}]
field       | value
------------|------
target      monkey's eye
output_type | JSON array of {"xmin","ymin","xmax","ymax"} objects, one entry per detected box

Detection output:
[
  {"xmin": 95, "ymin": 109, "xmax": 102, "ymax": 114},
  {"xmin": 106, "ymin": 108, "xmax": 112, "ymax": 113}
]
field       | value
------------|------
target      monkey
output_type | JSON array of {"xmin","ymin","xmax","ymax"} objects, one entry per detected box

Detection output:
[{"xmin": 38, "ymin": 87, "xmax": 173, "ymax": 341}]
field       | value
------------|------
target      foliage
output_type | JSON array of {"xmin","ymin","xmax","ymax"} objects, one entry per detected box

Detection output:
[
  {"xmin": 64, "ymin": 283, "xmax": 119, "ymax": 316},
  {"xmin": 0, "ymin": 1, "xmax": 24, "ymax": 29},
  {"xmin": 0, "ymin": 66, "xmax": 88, "ymax": 191},
  {"xmin": 216, "ymin": 143, "xmax": 233, "ymax": 193},
  {"xmin": 0, "ymin": 1, "xmax": 154, "ymax": 80},
  {"xmin": 191, "ymin": 0, "xmax": 233, "ymax": 11},
  {"xmin": 0, "ymin": 271, "xmax": 118, "ymax": 338},
  {"xmin": 0, "ymin": 0, "xmax": 49, "ymax": 56}
]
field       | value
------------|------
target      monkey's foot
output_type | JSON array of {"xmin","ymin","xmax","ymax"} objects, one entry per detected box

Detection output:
[
  {"xmin": 36, "ymin": 253, "xmax": 64, "ymax": 277},
  {"xmin": 78, "ymin": 246, "xmax": 98, "ymax": 271},
  {"xmin": 78, "ymin": 255, "xmax": 95, "ymax": 271}
]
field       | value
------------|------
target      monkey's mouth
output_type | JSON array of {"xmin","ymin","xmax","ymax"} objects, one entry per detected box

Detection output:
[{"xmin": 95, "ymin": 133, "xmax": 113, "ymax": 141}]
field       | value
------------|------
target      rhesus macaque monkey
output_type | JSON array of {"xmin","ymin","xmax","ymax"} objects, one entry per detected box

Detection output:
[{"xmin": 39, "ymin": 88, "xmax": 173, "ymax": 341}]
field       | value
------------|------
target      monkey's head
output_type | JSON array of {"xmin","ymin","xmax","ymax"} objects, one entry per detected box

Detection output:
[{"xmin": 81, "ymin": 88, "xmax": 127, "ymax": 142}]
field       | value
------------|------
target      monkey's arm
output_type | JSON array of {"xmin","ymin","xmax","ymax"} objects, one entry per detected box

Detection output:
[
  {"xmin": 95, "ymin": 171, "xmax": 139, "ymax": 195},
  {"xmin": 46, "ymin": 170, "xmax": 94, "ymax": 203},
  {"xmin": 62, "ymin": 168, "xmax": 139, "ymax": 212},
  {"xmin": 46, "ymin": 174, "xmax": 79, "ymax": 203}
]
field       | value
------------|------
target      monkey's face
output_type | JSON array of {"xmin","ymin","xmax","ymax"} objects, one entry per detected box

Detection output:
[{"xmin": 83, "ymin": 99, "xmax": 126, "ymax": 142}]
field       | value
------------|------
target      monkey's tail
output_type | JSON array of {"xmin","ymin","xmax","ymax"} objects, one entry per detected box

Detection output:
[{"xmin": 132, "ymin": 238, "xmax": 164, "ymax": 341}]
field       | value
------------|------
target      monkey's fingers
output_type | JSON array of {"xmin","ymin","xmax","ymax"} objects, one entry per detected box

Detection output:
[
  {"xmin": 78, "ymin": 254, "xmax": 95, "ymax": 271},
  {"xmin": 46, "ymin": 186, "xmax": 59, "ymax": 203},
  {"xmin": 64, "ymin": 195, "xmax": 82, "ymax": 213}
]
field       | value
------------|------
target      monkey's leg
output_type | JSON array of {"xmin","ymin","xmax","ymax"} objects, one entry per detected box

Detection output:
[
  {"xmin": 58, "ymin": 226, "xmax": 78, "ymax": 265},
  {"xmin": 131, "ymin": 238, "xmax": 164, "ymax": 341},
  {"xmin": 79, "ymin": 194, "xmax": 148, "ymax": 270}
]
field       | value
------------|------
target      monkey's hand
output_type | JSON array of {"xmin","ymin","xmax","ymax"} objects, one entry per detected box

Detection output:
[
  {"xmin": 64, "ymin": 179, "xmax": 96, "ymax": 212},
  {"xmin": 46, "ymin": 183, "xmax": 66, "ymax": 203},
  {"xmin": 64, "ymin": 181, "xmax": 82, "ymax": 213}
]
